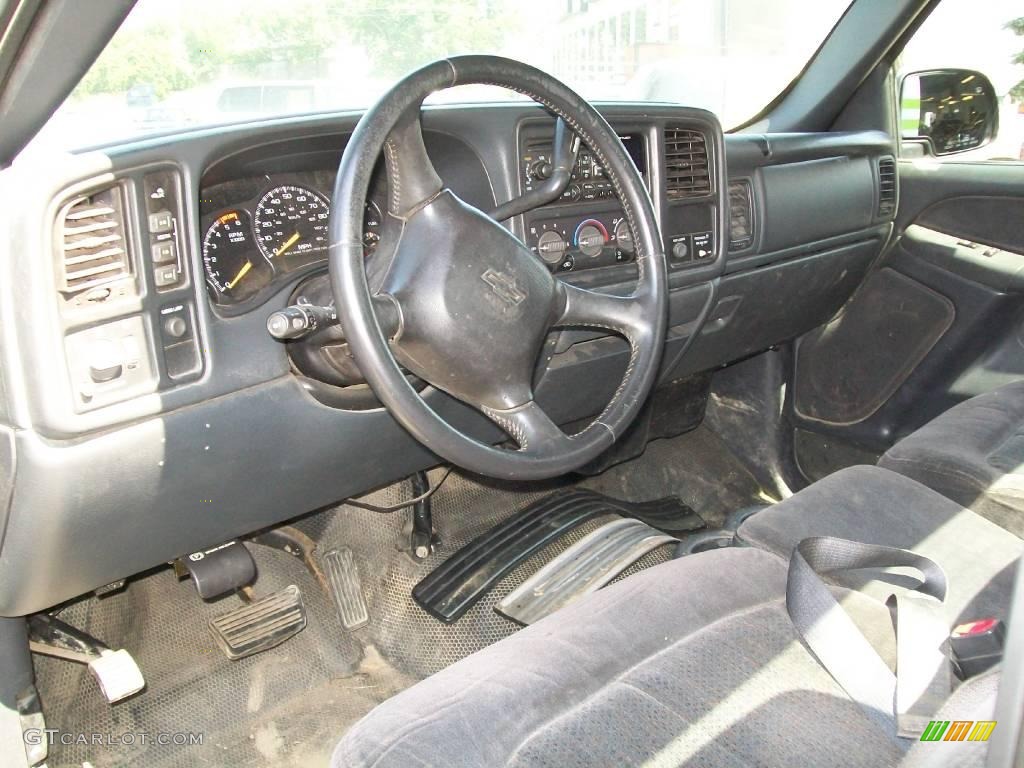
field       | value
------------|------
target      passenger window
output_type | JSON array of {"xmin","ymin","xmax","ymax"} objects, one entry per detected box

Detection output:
[{"xmin": 897, "ymin": 0, "xmax": 1023, "ymax": 161}]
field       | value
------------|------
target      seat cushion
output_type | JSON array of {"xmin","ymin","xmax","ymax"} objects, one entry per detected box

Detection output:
[
  {"xmin": 878, "ymin": 381, "xmax": 1024, "ymax": 535},
  {"xmin": 737, "ymin": 465, "xmax": 1023, "ymax": 626},
  {"xmin": 334, "ymin": 548, "xmax": 909, "ymax": 768}
]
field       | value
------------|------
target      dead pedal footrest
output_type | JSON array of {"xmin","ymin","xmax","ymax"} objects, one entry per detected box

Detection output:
[
  {"xmin": 209, "ymin": 585, "xmax": 306, "ymax": 660},
  {"xmin": 413, "ymin": 489, "xmax": 704, "ymax": 623},
  {"xmin": 323, "ymin": 548, "xmax": 369, "ymax": 630}
]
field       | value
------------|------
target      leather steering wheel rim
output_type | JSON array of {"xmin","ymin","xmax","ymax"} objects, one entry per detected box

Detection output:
[{"xmin": 329, "ymin": 55, "xmax": 667, "ymax": 480}]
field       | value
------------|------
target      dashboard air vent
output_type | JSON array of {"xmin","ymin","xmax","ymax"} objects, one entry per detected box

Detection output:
[
  {"xmin": 664, "ymin": 127, "xmax": 711, "ymax": 200},
  {"xmin": 728, "ymin": 180, "xmax": 754, "ymax": 251},
  {"xmin": 59, "ymin": 186, "xmax": 130, "ymax": 293},
  {"xmin": 877, "ymin": 157, "xmax": 897, "ymax": 218}
]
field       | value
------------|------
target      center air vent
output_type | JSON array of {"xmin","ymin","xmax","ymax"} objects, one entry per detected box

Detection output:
[
  {"xmin": 59, "ymin": 186, "xmax": 131, "ymax": 293},
  {"xmin": 877, "ymin": 157, "xmax": 897, "ymax": 218},
  {"xmin": 664, "ymin": 127, "xmax": 711, "ymax": 200},
  {"xmin": 728, "ymin": 180, "xmax": 754, "ymax": 251}
]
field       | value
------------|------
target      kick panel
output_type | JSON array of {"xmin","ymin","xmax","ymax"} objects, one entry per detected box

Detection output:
[{"xmin": 794, "ymin": 267, "xmax": 955, "ymax": 426}]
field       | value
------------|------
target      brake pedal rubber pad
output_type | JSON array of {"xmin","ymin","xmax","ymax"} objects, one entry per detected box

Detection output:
[
  {"xmin": 209, "ymin": 585, "xmax": 306, "ymax": 660},
  {"xmin": 323, "ymin": 548, "xmax": 370, "ymax": 630}
]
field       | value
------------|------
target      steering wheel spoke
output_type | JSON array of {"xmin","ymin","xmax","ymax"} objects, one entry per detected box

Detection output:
[
  {"xmin": 553, "ymin": 280, "xmax": 648, "ymax": 341},
  {"xmin": 482, "ymin": 400, "xmax": 571, "ymax": 458},
  {"xmin": 382, "ymin": 104, "xmax": 445, "ymax": 217}
]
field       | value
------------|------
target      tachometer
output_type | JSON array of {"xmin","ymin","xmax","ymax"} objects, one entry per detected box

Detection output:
[
  {"xmin": 254, "ymin": 184, "xmax": 330, "ymax": 269},
  {"xmin": 202, "ymin": 210, "xmax": 271, "ymax": 302}
]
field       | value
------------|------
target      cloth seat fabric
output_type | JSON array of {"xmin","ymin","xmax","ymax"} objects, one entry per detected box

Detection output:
[
  {"xmin": 737, "ymin": 465, "xmax": 1023, "ymax": 628},
  {"xmin": 334, "ymin": 547, "xmax": 912, "ymax": 768},
  {"xmin": 336, "ymin": 467, "xmax": 1020, "ymax": 768},
  {"xmin": 877, "ymin": 381, "xmax": 1024, "ymax": 536}
]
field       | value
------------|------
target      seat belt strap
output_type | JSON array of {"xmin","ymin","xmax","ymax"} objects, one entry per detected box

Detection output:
[
  {"xmin": 786, "ymin": 536, "xmax": 951, "ymax": 739},
  {"xmin": 894, "ymin": 592, "xmax": 952, "ymax": 738}
]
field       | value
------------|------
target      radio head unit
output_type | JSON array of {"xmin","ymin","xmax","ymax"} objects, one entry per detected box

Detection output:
[{"xmin": 521, "ymin": 132, "xmax": 647, "ymax": 205}]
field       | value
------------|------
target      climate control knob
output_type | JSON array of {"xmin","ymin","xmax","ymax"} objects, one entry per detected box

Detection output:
[
  {"xmin": 536, "ymin": 230, "xmax": 568, "ymax": 264},
  {"xmin": 576, "ymin": 224, "xmax": 606, "ymax": 258},
  {"xmin": 613, "ymin": 220, "xmax": 634, "ymax": 254}
]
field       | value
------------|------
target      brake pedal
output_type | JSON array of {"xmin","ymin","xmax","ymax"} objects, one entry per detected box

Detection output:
[
  {"xmin": 323, "ymin": 548, "xmax": 369, "ymax": 630},
  {"xmin": 209, "ymin": 584, "xmax": 306, "ymax": 660},
  {"xmin": 28, "ymin": 614, "xmax": 145, "ymax": 704}
]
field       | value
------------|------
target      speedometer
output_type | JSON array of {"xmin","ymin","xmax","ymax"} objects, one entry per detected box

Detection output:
[{"xmin": 253, "ymin": 184, "xmax": 331, "ymax": 269}]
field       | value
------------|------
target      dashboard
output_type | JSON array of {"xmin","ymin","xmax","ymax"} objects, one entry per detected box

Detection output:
[{"xmin": 0, "ymin": 102, "xmax": 898, "ymax": 616}]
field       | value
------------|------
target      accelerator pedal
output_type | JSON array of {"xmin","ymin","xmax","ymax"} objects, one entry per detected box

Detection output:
[
  {"xmin": 323, "ymin": 548, "xmax": 369, "ymax": 630},
  {"xmin": 414, "ymin": 489, "xmax": 704, "ymax": 623},
  {"xmin": 209, "ymin": 585, "xmax": 306, "ymax": 660},
  {"xmin": 497, "ymin": 518, "xmax": 676, "ymax": 625}
]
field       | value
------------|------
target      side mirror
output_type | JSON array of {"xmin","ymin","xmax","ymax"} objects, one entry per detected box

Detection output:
[{"xmin": 900, "ymin": 69, "xmax": 1000, "ymax": 156}]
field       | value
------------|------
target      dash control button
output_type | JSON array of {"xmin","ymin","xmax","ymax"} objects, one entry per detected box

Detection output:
[
  {"xmin": 149, "ymin": 211, "xmax": 173, "ymax": 234},
  {"xmin": 163, "ymin": 316, "xmax": 188, "ymax": 339},
  {"xmin": 693, "ymin": 232, "xmax": 714, "ymax": 260},
  {"xmin": 154, "ymin": 264, "xmax": 179, "ymax": 288},
  {"xmin": 152, "ymin": 241, "xmax": 176, "ymax": 264},
  {"xmin": 88, "ymin": 339, "xmax": 124, "ymax": 383},
  {"xmin": 671, "ymin": 237, "xmax": 691, "ymax": 262}
]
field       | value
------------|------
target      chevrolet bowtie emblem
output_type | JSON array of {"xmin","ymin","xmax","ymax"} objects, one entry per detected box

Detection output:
[{"xmin": 481, "ymin": 268, "xmax": 527, "ymax": 307}]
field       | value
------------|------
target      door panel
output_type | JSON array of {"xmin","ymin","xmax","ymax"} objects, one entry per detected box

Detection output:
[{"xmin": 791, "ymin": 159, "xmax": 1024, "ymax": 475}]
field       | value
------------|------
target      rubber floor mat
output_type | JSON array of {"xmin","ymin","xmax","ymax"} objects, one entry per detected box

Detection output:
[
  {"xmin": 495, "ymin": 517, "xmax": 677, "ymax": 625},
  {"xmin": 33, "ymin": 547, "xmax": 375, "ymax": 768},
  {"xmin": 31, "ymin": 428, "xmax": 765, "ymax": 767},
  {"xmin": 413, "ymin": 489, "xmax": 703, "ymax": 623}
]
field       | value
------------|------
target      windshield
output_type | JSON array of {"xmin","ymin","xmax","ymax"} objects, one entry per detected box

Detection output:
[{"xmin": 32, "ymin": 0, "xmax": 851, "ymax": 152}]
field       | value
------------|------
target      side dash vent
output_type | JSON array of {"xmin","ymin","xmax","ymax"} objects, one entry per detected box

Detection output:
[
  {"xmin": 59, "ymin": 186, "xmax": 131, "ymax": 293},
  {"xmin": 728, "ymin": 180, "xmax": 754, "ymax": 251},
  {"xmin": 664, "ymin": 127, "xmax": 711, "ymax": 201},
  {"xmin": 877, "ymin": 157, "xmax": 897, "ymax": 218}
]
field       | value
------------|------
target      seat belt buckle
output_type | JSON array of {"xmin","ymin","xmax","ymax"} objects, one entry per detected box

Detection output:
[{"xmin": 950, "ymin": 618, "xmax": 1004, "ymax": 679}]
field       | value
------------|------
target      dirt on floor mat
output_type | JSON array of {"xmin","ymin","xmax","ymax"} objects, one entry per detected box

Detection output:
[
  {"xmin": 31, "ymin": 427, "xmax": 767, "ymax": 767},
  {"xmin": 581, "ymin": 425, "xmax": 770, "ymax": 527},
  {"xmin": 32, "ymin": 547, "xmax": 393, "ymax": 768}
]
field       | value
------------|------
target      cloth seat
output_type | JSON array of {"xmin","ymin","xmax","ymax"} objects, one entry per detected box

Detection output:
[
  {"xmin": 335, "ymin": 467, "xmax": 1019, "ymax": 768},
  {"xmin": 334, "ymin": 548, "xmax": 910, "ymax": 768},
  {"xmin": 737, "ymin": 465, "xmax": 1023, "ymax": 628},
  {"xmin": 877, "ymin": 381, "xmax": 1024, "ymax": 536}
]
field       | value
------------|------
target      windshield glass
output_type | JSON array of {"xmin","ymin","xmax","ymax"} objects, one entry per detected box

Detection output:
[{"xmin": 32, "ymin": 0, "xmax": 851, "ymax": 151}]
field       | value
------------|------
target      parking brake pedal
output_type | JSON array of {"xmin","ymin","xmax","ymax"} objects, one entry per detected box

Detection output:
[
  {"xmin": 28, "ymin": 614, "xmax": 145, "ymax": 704},
  {"xmin": 209, "ymin": 585, "xmax": 306, "ymax": 660},
  {"xmin": 175, "ymin": 540, "xmax": 257, "ymax": 599}
]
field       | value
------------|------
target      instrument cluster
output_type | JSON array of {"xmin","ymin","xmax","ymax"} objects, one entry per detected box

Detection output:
[{"xmin": 198, "ymin": 169, "xmax": 383, "ymax": 308}]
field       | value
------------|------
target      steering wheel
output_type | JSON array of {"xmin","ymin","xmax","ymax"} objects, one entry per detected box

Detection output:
[{"xmin": 329, "ymin": 56, "xmax": 667, "ymax": 480}]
